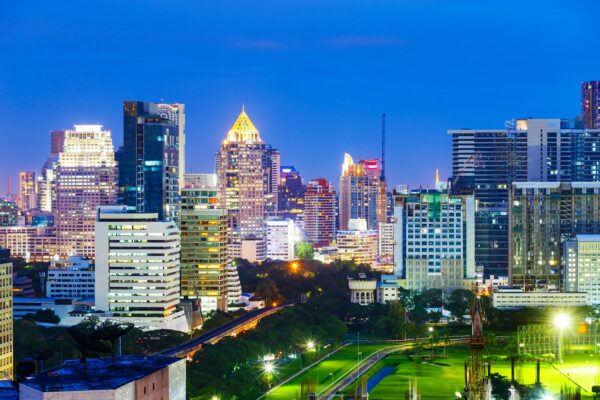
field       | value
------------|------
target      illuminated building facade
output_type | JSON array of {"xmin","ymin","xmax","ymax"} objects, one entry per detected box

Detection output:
[
  {"xmin": 304, "ymin": 178, "xmax": 336, "ymax": 246},
  {"xmin": 564, "ymin": 235, "xmax": 600, "ymax": 305},
  {"xmin": 582, "ymin": 81, "xmax": 600, "ymax": 129},
  {"xmin": 266, "ymin": 218, "xmax": 296, "ymax": 261},
  {"xmin": 180, "ymin": 174, "xmax": 229, "ymax": 313},
  {"xmin": 18, "ymin": 171, "xmax": 37, "ymax": 210},
  {"xmin": 336, "ymin": 219, "xmax": 378, "ymax": 266},
  {"xmin": 55, "ymin": 125, "xmax": 117, "ymax": 258},
  {"xmin": 0, "ymin": 249, "xmax": 12, "ymax": 379},
  {"xmin": 215, "ymin": 107, "xmax": 279, "ymax": 257},
  {"xmin": 278, "ymin": 166, "xmax": 305, "ymax": 221},
  {"xmin": 0, "ymin": 201, "xmax": 17, "ymax": 227},
  {"xmin": 95, "ymin": 206, "xmax": 188, "ymax": 332},
  {"xmin": 119, "ymin": 101, "xmax": 181, "ymax": 222},
  {"xmin": 338, "ymin": 153, "xmax": 386, "ymax": 230},
  {"xmin": 46, "ymin": 256, "xmax": 94, "ymax": 300},
  {"xmin": 394, "ymin": 190, "xmax": 476, "ymax": 291},
  {"xmin": 0, "ymin": 227, "xmax": 57, "ymax": 262},
  {"xmin": 510, "ymin": 182, "xmax": 600, "ymax": 290}
]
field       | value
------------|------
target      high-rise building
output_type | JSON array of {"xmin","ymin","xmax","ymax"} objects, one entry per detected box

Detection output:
[
  {"xmin": 304, "ymin": 178, "xmax": 336, "ymax": 246},
  {"xmin": 582, "ymin": 81, "xmax": 600, "ymax": 129},
  {"xmin": 564, "ymin": 235, "xmax": 600, "ymax": 305},
  {"xmin": 266, "ymin": 218, "xmax": 297, "ymax": 261},
  {"xmin": 215, "ymin": 107, "xmax": 279, "ymax": 257},
  {"xmin": 278, "ymin": 166, "xmax": 305, "ymax": 221},
  {"xmin": 0, "ymin": 201, "xmax": 18, "ymax": 227},
  {"xmin": 37, "ymin": 131, "xmax": 67, "ymax": 213},
  {"xmin": 119, "ymin": 101, "xmax": 181, "ymax": 222},
  {"xmin": 46, "ymin": 256, "xmax": 94, "ymax": 300},
  {"xmin": 156, "ymin": 103, "xmax": 186, "ymax": 188},
  {"xmin": 337, "ymin": 219, "xmax": 378, "ymax": 266},
  {"xmin": 95, "ymin": 206, "xmax": 188, "ymax": 332},
  {"xmin": 338, "ymin": 154, "xmax": 386, "ymax": 231},
  {"xmin": 377, "ymin": 221, "xmax": 395, "ymax": 268},
  {"xmin": 55, "ymin": 125, "xmax": 117, "ymax": 258},
  {"xmin": 509, "ymin": 182, "xmax": 600, "ymax": 290},
  {"xmin": 18, "ymin": 171, "xmax": 37, "ymax": 210},
  {"xmin": 180, "ymin": 174, "xmax": 229, "ymax": 313},
  {"xmin": 50, "ymin": 130, "xmax": 67, "ymax": 156},
  {"xmin": 0, "ymin": 248, "xmax": 13, "ymax": 380},
  {"xmin": 394, "ymin": 189, "xmax": 476, "ymax": 291}
]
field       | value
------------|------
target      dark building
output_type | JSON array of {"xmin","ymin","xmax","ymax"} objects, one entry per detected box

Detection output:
[
  {"xmin": 582, "ymin": 81, "xmax": 600, "ymax": 129},
  {"xmin": 277, "ymin": 166, "xmax": 305, "ymax": 220},
  {"xmin": 119, "ymin": 101, "xmax": 181, "ymax": 222},
  {"xmin": 0, "ymin": 201, "xmax": 18, "ymax": 227}
]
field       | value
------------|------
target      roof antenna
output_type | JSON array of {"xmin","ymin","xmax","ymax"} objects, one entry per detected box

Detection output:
[{"xmin": 381, "ymin": 113, "xmax": 386, "ymax": 182}]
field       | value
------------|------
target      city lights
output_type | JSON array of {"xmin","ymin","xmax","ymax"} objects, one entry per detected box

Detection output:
[{"xmin": 263, "ymin": 361, "xmax": 275, "ymax": 374}]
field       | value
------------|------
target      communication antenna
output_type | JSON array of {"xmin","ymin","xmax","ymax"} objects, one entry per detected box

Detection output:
[{"xmin": 381, "ymin": 113, "xmax": 386, "ymax": 182}]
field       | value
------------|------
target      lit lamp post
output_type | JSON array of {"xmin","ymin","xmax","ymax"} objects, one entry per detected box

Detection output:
[
  {"xmin": 428, "ymin": 326, "xmax": 435, "ymax": 359},
  {"xmin": 553, "ymin": 313, "xmax": 570, "ymax": 364},
  {"xmin": 263, "ymin": 360, "xmax": 275, "ymax": 386}
]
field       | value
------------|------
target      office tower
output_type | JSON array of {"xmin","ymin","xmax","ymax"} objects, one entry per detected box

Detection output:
[
  {"xmin": 582, "ymin": 81, "xmax": 600, "ymax": 129},
  {"xmin": 266, "ymin": 218, "xmax": 296, "ymax": 261},
  {"xmin": 37, "ymin": 156, "xmax": 58, "ymax": 212},
  {"xmin": 337, "ymin": 219, "xmax": 378, "ymax": 266},
  {"xmin": 55, "ymin": 125, "xmax": 117, "ymax": 258},
  {"xmin": 180, "ymin": 175, "xmax": 229, "ymax": 313},
  {"xmin": 509, "ymin": 182, "xmax": 600, "ymax": 290},
  {"xmin": 338, "ymin": 153, "xmax": 386, "ymax": 230},
  {"xmin": 51, "ymin": 130, "xmax": 67, "ymax": 155},
  {"xmin": 120, "ymin": 101, "xmax": 181, "ymax": 222},
  {"xmin": 0, "ymin": 202, "xmax": 18, "ymax": 227},
  {"xmin": 394, "ymin": 189, "xmax": 475, "ymax": 291},
  {"xmin": 156, "ymin": 103, "xmax": 186, "ymax": 188},
  {"xmin": 278, "ymin": 166, "xmax": 305, "ymax": 221},
  {"xmin": 18, "ymin": 171, "xmax": 36, "ymax": 210},
  {"xmin": 240, "ymin": 237, "xmax": 267, "ymax": 262},
  {"xmin": 215, "ymin": 106, "xmax": 278, "ymax": 257},
  {"xmin": 46, "ymin": 256, "xmax": 94, "ymax": 300},
  {"xmin": 95, "ymin": 206, "xmax": 188, "ymax": 332},
  {"xmin": 377, "ymin": 221, "xmax": 395, "ymax": 266},
  {"xmin": 564, "ymin": 235, "xmax": 600, "ymax": 305},
  {"xmin": 0, "ymin": 249, "xmax": 12, "ymax": 380},
  {"xmin": 304, "ymin": 178, "xmax": 336, "ymax": 246}
]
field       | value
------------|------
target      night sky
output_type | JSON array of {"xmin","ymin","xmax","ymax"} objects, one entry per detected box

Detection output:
[{"xmin": 1, "ymin": 1, "xmax": 599, "ymax": 192}]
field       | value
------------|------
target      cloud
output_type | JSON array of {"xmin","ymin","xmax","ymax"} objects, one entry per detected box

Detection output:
[
  {"xmin": 231, "ymin": 39, "xmax": 285, "ymax": 50},
  {"xmin": 324, "ymin": 35, "xmax": 407, "ymax": 48}
]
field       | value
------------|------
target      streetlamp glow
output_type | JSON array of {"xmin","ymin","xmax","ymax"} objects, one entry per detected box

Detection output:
[
  {"xmin": 428, "ymin": 326, "xmax": 434, "ymax": 333},
  {"xmin": 553, "ymin": 313, "xmax": 571, "ymax": 330},
  {"xmin": 306, "ymin": 340, "xmax": 315, "ymax": 350},
  {"xmin": 263, "ymin": 361, "xmax": 275, "ymax": 374},
  {"xmin": 540, "ymin": 393, "xmax": 555, "ymax": 400}
]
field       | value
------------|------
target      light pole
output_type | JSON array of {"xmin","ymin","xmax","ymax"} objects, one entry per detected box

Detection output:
[
  {"xmin": 553, "ymin": 313, "xmax": 570, "ymax": 364},
  {"xmin": 428, "ymin": 326, "xmax": 435, "ymax": 359}
]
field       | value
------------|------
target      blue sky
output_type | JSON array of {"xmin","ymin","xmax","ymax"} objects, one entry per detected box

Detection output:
[{"xmin": 1, "ymin": 0, "xmax": 598, "ymax": 192}]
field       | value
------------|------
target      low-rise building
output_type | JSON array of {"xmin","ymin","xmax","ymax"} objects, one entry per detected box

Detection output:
[
  {"xmin": 337, "ymin": 219, "xmax": 377, "ymax": 266},
  {"xmin": 492, "ymin": 289, "xmax": 588, "ymax": 309},
  {"xmin": 240, "ymin": 236, "xmax": 267, "ymax": 263},
  {"xmin": 46, "ymin": 256, "xmax": 94, "ymax": 300},
  {"xmin": 377, "ymin": 275, "xmax": 399, "ymax": 303},
  {"xmin": 564, "ymin": 235, "xmax": 600, "ymax": 305},
  {"xmin": 348, "ymin": 274, "xmax": 377, "ymax": 306},
  {"xmin": 265, "ymin": 218, "xmax": 296, "ymax": 261},
  {"xmin": 19, "ymin": 356, "xmax": 186, "ymax": 400}
]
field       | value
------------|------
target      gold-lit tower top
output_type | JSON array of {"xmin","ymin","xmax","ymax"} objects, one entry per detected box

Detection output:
[
  {"xmin": 224, "ymin": 105, "xmax": 263, "ymax": 144},
  {"xmin": 435, "ymin": 168, "xmax": 439, "ymax": 185}
]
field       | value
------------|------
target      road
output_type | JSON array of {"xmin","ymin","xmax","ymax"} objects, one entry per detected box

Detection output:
[{"xmin": 157, "ymin": 304, "xmax": 290, "ymax": 357}]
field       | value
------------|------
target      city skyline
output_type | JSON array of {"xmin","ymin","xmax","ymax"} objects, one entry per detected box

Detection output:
[{"xmin": 2, "ymin": 1, "xmax": 599, "ymax": 189}]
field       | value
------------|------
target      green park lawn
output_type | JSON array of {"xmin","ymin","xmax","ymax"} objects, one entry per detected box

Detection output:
[
  {"xmin": 266, "ymin": 343, "xmax": 392, "ymax": 400},
  {"xmin": 365, "ymin": 346, "xmax": 600, "ymax": 399}
]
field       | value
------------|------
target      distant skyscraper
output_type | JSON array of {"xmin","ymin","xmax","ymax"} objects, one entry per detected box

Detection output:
[
  {"xmin": 338, "ymin": 153, "xmax": 386, "ymax": 231},
  {"xmin": 50, "ymin": 130, "xmax": 67, "ymax": 156},
  {"xmin": 156, "ymin": 103, "xmax": 186, "ymax": 188},
  {"xmin": 278, "ymin": 166, "xmax": 305, "ymax": 221},
  {"xmin": 215, "ymin": 106, "xmax": 278, "ymax": 257},
  {"xmin": 582, "ymin": 81, "xmax": 600, "ymax": 129},
  {"xmin": 337, "ymin": 219, "xmax": 378, "ymax": 266},
  {"xmin": 37, "ymin": 130, "xmax": 67, "ymax": 212},
  {"xmin": 0, "ymin": 248, "xmax": 12, "ymax": 380},
  {"xmin": 18, "ymin": 171, "xmax": 36, "ymax": 210},
  {"xmin": 304, "ymin": 178, "xmax": 336, "ymax": 246},
  {"xmin": 0, "ymin": 201, "xmax": 18, "ymax": 227},
  {"xmin": 55, "ymin": 125, "xmax": 117, "ymax": 258},
  {"xmin": 119, "ymin": 101, "xmax": 181, "ymax": 222},
  {"xmin": 95, "ymin": 206, "xmax": 188, "ymax": 332},
  {"xmin": 180, "ymin": 174, "xmax": 229, "ymax": 313}
]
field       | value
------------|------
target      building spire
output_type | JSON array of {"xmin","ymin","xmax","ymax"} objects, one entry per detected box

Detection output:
[
  {"xmin": 435, "ymin": 168, "xmax": 439, "ymax": 185},
  {"xmin": 225, "ymin": 106, "xmax": 262, "ymax": 143}
]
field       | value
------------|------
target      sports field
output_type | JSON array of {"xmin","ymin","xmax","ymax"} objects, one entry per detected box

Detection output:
[{"xmin": 265, "ymin": 343, "xmax": 392, "ymax": 400}]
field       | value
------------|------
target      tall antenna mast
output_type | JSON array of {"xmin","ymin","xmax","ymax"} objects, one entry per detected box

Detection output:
[{"xmin": 381, "ymin": 113, "xmax": 386, "ymax": 182}]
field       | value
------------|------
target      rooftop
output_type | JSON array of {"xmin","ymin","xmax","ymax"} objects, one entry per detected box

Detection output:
[{"xmin": 21, "ymin": 356, "xmax": 181, "ymax": 392}]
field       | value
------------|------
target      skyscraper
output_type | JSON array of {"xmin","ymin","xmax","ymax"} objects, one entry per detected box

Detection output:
[
  {"xmin": 215, "ymin": 106, "xmax": 278, "ymax": 257},
  {"xmin": 119, "ymin": 101, "xmax": 181, "ymax": 222},
  {"xmin": 156, "ymin": 103, "xmax": 186, "ymax": 188},
  {"xmin": 304, "ymin": 178, "xmax": 336, "ymax": 246},
  {"xmin": 37, "ymin": 130, "xmax": 66, "ymax": 212},
  {"xmin": 338, "ymin": 153, "xmax": 386, "ymax": 231},
  {"xmin": 278, "ymin": 166, "xmax": 305, "ymax": 221},
  {"xmin": 95, "ymin": 206, "xmax": 188, "ymax": 332},
  {"xmin": 582, "ymin": 81, "xmax": 600, "ymax": 129},
  {"xmin": 54, "ymin": 125, "xmax": 117, "ymax": 258},
  {"xmin": 0, "ymin": 248, "xmax": 12, "ymax": 380},
  {"xmin": 18, "ymin": 171, "xmax": 36, "ymax": 210},
  {"xmin": 336, "ymin": 219, "xmax": 378, "ymax": 266},
  {"xmin": 0, "ymin": 202, "xmax": 18, "ymax": 227},
  {"xmin": 180, "ymin": 174, "xmax": 229, "ymax": 313}
]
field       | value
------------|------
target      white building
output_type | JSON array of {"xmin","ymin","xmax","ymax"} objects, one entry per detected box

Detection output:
[
  {"xmin": 337, "ymin": 219, "xmax": 378, "ymax": 266},
  {"xmin": 95, "ymin": 206, "xmax": 188, "ymax": 332},
  {"xmin": 266, "ymin": 219, "xmax": 296, "ymax": 261},
  {"xmin": 564, "ymin": 235, "xmax": 600, "ymax": 305},
  {"xmin": 46, "ymin": 256, "xmax": 94, "ymax": 300},
  {"xmin": 377, "ymin": 275, "xmax": 399, "ymax": 304},
  {"xmin": 348, "ymin": 275, "xmax": 377, "ymax": 306},
  {"xmin": 492, "ymin": 288, "xmax": 588, "ymax": 309},
  {"xmin": 240, "ymin": 237, "xmax": 267, "ymax": 263}
]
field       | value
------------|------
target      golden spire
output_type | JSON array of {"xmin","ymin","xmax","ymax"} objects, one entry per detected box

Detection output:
[
  {"xmin": 225, "ymin": 106, "xmax": 262, "ymax": 143},
  {"xmin": 435, "ymin": 168, "xmax": 439, "ymax": 185}
]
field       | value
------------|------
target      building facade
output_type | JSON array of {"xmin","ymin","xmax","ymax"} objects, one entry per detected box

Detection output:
[
  {"xmin": 46, "ymin": 256, "xmax": 94, "ymax": 300},
  {"xmin": 0, "ymin": 249, "xmax": 12, "ymax": 380},
  {"xmin": 0, "ymin": 202, "xmax": 17, "ymax": 227},
  {"xmin": 564, "ymin": 235, "xmax": 600, "ymax": 305},
  {"xmin": 119, "ymin": 101, "xmax": 181, "ymax": 222},
  {"xmin": 336, "ymin": 219, "xmax": 378, "ymax": 266},
  {"xmin": 55, "ymin": 125, "xmax": 117, "ymax": 258},
  {"xmin": 278, "ymin": 166, "xmax": 305, "ymax": 221},
  {"xmin": 95, "ymin": 206, "xmax": 188, "ymax": 332},
  {"xmin": 582, "ymin": 81, "xmax": 600, "ymax": 129},
  {"xmin": 265, "ymin": 218, "xmax": 296, "ymax": 261},
  {"xmin": 18, "ymin": 171, "xmax": 37, "ymax": 210},
  {"xmin": 510, "ymin": 182, "xmax": 600, "ymax": 290},
  {"xmin": 394, "ymin": 190, "xmax": 476, "ymax": 291},
  {"xmin": 304, "ymin": 178, "xmax": 336, "ymax": 246}
]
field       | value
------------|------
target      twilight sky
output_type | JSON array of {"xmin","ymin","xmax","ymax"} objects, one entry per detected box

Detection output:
[{"xmin": 1, "ymin": 0, "xmax": 599, "ymax": 193}]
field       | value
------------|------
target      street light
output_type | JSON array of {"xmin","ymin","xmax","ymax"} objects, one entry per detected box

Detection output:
[
  {"xmin": 263, "ymin": 361, "xmax": 275, "ymax": 374},
  {"xmin": 290, "ymin": 261, "xmax": 299, "ymax": 272},
  {"xmin": 553, "ymin": 313, "xmax": 571, "ymax": 363},
  {"xmin": 429, "ymin": 326, "xmax": 435, "ymax": 359},
  {"xmin": 306, "ymin": 340, "xmax": 316, "ymax": 351}
]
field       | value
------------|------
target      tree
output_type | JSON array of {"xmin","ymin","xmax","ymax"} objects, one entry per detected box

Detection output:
[
  {"xmin": 23, "ymin": 309, "xmax": 60, "ymax": 324},
  {"xmin": 295, "ymin": 242, "xmax": 314, "ymax": 260},
  {"xmin": 254, "ymin": 279, "xmax": 282, "ymax": 306},
  {"xmin": 446, "ymin": 289, "xmax": 474, "ymax": 322}
]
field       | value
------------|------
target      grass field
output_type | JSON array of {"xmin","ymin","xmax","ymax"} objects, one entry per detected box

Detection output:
[
  {"xmin": 265, "ymin": 343, "xmax": 391, "ymax": 400},
  {"xmin": 364, "ymin": 346, "xmax": 600, "ymax": 399}
]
